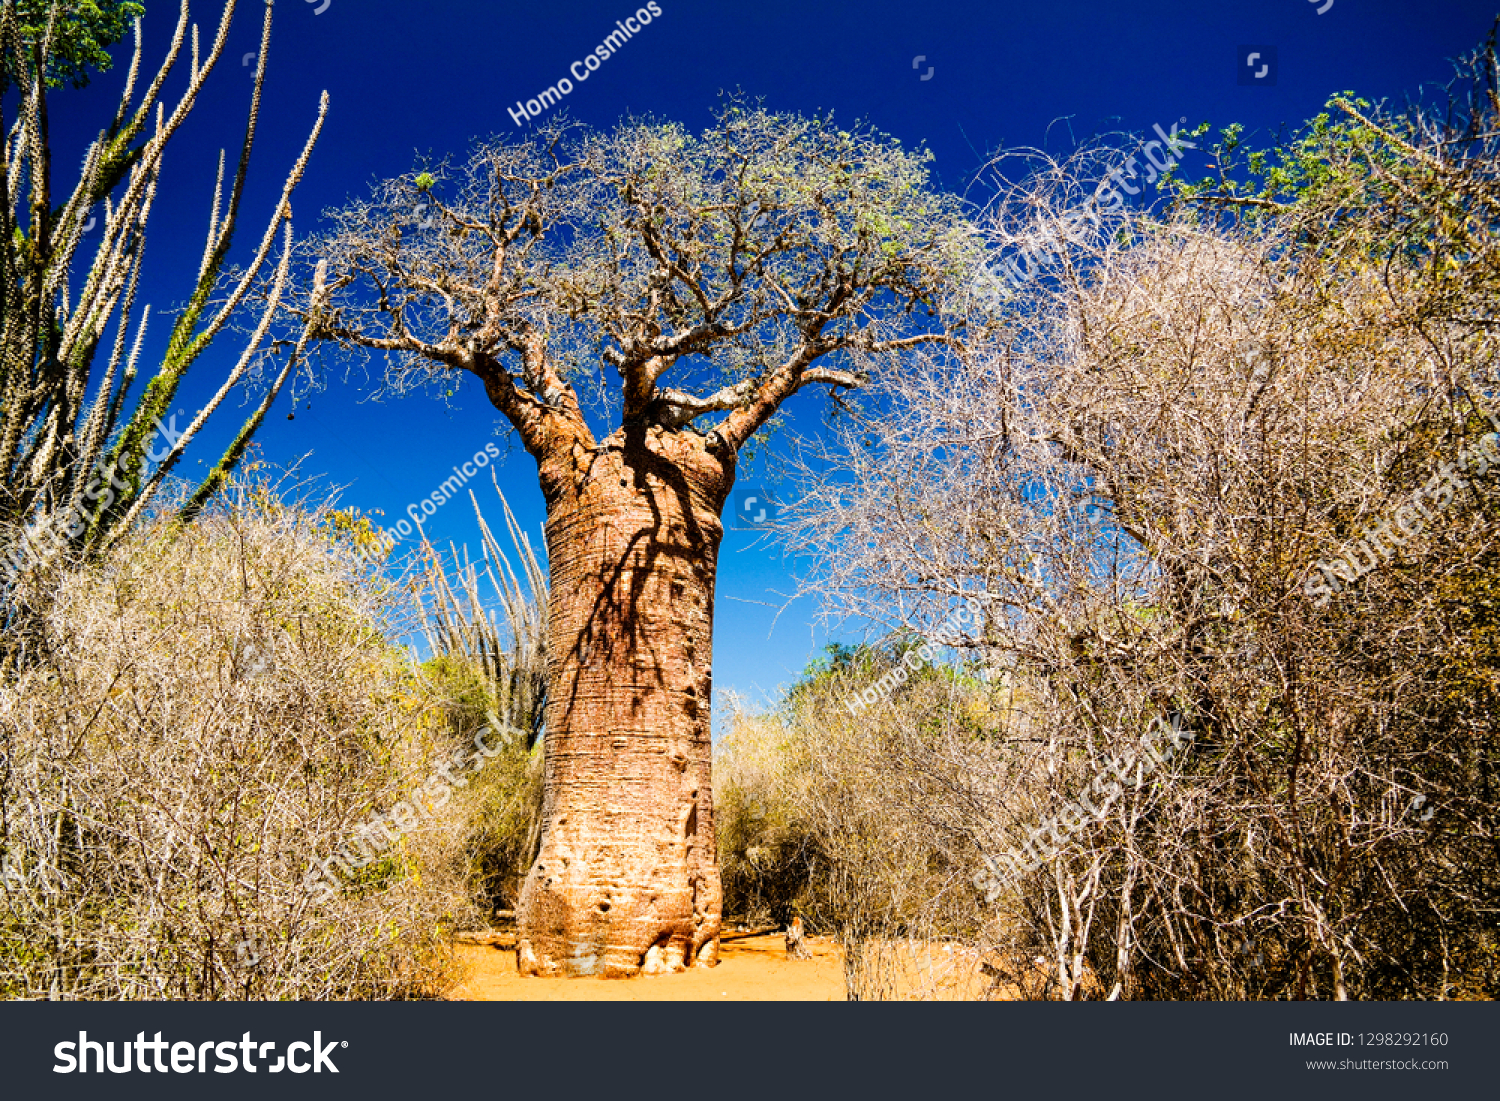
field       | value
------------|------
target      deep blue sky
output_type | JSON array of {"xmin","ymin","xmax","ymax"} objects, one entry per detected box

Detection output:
[{"xmin": 47, "ymin": 0, "xmax": 1500, "ymax": 729}]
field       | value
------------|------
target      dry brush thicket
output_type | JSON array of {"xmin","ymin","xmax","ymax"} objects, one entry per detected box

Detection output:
[
  {"xmin": 770, "ymin": 67, "xmax": 1500, "ymax": 999},
  {"xmin": 715, "ymin": 652, "xmax": 1059, "ymax": 1000},
  {"xmin": 0, "ymin": 479, "xmax": 546, "ymax": 999},
  {"xmin": 418, "ymin": 484, "xmax": 548, "ymax": 913}
]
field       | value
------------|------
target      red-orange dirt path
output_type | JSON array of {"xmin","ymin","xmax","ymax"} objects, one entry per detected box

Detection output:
[{"xmin": 445, "ymin": 933, "xmax": 845, "ymax": 1001}]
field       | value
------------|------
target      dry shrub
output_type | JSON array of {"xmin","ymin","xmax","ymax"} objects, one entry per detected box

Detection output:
[
  {"xmin": 714, "ymin": 702, "xmax": 819, "ymax": 929},
  {"xmin": 424, "ymin": 649, "xmax": 545, "ymax": 914},
  {"xmin": 418, "ymin": 484, "xmax": 549, "ymax": 914},
  {"xmin": 789, "ymin": 85, "xmax": 1500, "ymax": 998},
  {"xmin": 789, "ymin": 218, "xmax": 1500, "ymax": 998},
  {"xmin": 716, "ymin": 648, "xmax": 1062, "ymax": 999},
  {"xmin": 0, "ymin": 484, "xmax": 486, "ymax": 999}
]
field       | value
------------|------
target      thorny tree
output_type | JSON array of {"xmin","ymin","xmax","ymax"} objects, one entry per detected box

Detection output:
[
  {"xmin": 790, "ymin": 41, "xmax": 1500, "ymax": 998},
  {"xmin": 0, "ymin": 0, "xmax": 327, "ymax": 671},
  {"xmin": 305, "ymin": 104, "xmax": 975, "ymax": 975}
]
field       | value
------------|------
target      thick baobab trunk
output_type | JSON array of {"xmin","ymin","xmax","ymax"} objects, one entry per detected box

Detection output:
[{"xmin": 516, "ymin": 422, "xmax": 732, "ymax": 977}]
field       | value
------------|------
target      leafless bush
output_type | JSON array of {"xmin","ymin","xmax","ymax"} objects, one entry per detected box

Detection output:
[
  {"xmin": 787, "ymin": 70, "xmax": 1500, "ymax": 998},
  {"xmin": 715, "ymin": 648, "xmax": 1066, "ymax": 1000},
  {"xmin": 0, "ymin": 479, "xmax": 481, "ymax": 999},
  {"xmin": 714, "ymin": 702, "xmax": 820, "ymax": 930},
  {"xmin": 421, "ymin": 479, "xmax": 548, "ymax": 745}
]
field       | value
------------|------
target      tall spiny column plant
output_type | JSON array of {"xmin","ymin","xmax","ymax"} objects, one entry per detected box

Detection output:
[{"xmin": 0, "ymin": 0, "xmax": 330, "ymax": 667}]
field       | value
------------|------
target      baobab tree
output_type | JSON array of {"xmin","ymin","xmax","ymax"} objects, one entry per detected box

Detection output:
[{"xmin": 305, "ymin": 104, "xmax": 975, "ymax": 976}]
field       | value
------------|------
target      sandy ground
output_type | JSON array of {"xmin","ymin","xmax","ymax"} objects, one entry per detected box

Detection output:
[
  {"xmin": 443, "ymin": 933, "xmax": 1077, "ymax": 1000},
  {"xmin": 445, "ymin": 933, "xmax": 847, "ymax": 1001},
  {"xmin": 438, "ymin": 930, "xmax": 1062, "ymax": 1002}
]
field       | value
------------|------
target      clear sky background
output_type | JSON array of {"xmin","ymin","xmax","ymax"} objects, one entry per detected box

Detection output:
[{"xmin": 46, "ymin": 0, "xmax": 1500, "ymax": 732}]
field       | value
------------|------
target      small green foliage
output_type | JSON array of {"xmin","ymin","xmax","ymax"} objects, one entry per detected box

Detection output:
[
  {"xmin": 7, "ymin": 0, "xmax": 144, "ymax": 90},
  {"xmin": 1172, "ymin": 95, "xmax": 1401, "ymax": 257}
]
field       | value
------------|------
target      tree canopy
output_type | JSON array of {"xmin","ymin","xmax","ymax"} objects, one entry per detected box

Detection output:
[
  {"xmin": 306, "ymin": 100, "xmax": 978, "ymax": 459},
  {"xmin": 4, "ymin": 0, "xmax": 144, "ymax": 90}
]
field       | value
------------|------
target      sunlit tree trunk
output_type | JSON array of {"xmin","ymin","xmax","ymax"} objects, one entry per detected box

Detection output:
[
  {"xmin": 516, "ymin": 422, "xmax": 731, "ymax": 977},
  {"xmin": 305, "ymin": 106, "xmax": 966, "ymax": 975}
]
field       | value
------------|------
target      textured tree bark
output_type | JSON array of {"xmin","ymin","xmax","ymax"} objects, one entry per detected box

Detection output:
[{"xmin": 516, "ymin": 421, "xmax": 732, "ymax": 977}]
